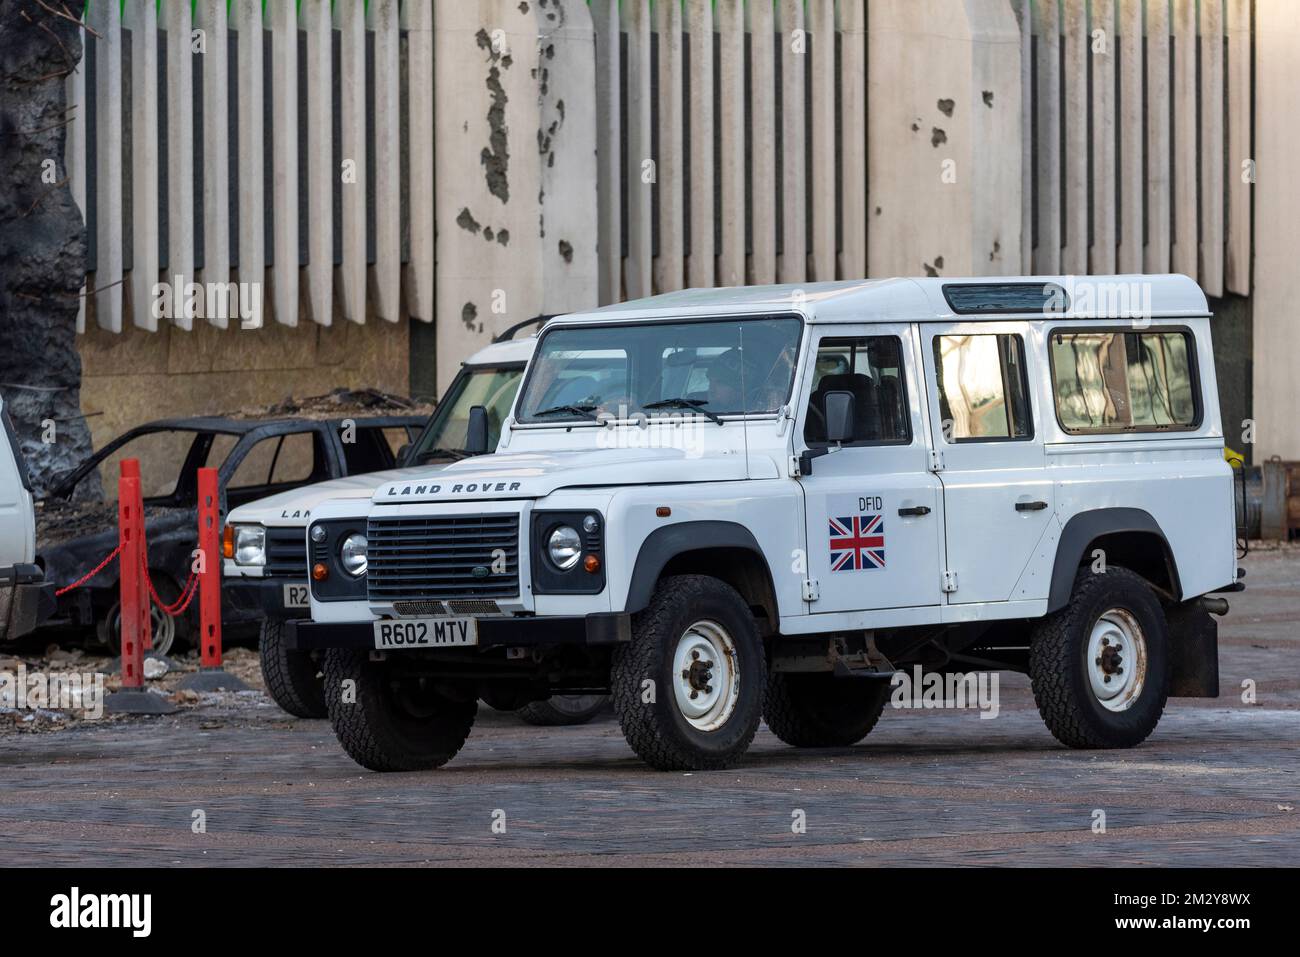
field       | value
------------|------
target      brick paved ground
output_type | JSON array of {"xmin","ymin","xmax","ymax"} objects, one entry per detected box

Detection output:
[{"xmin": 1, "ymin": 548, "xmax": 1296, "ymax": 866}]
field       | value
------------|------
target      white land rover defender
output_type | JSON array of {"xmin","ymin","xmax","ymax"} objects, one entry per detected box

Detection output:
[{"xmin": 293, "ymin": 276, "xmax": 1239, "ymax": 772}]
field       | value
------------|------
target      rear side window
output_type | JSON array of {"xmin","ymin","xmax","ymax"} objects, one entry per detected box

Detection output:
[
  {"xmin": 933, "ymin": 333, "xmax": 1033, "ymax": 441},
  {"xmin": 1049, "ymin": 329, "xmax": 1199, "ymax": 433}
]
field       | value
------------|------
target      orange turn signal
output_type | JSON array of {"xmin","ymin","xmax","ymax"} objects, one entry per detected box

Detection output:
[
  {"xmin": 583, "ymin": 554, "xmax": 601, "ymax": 574},
  {"xmin": 221, "ymin": 525, "xmax": 234, "ymax": 559},
  {"xmin": 312, "ymin": 562, "xmax": 329, "ymax": 581}
]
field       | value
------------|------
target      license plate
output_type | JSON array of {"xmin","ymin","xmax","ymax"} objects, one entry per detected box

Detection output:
[
  {"xmin": 283, "ymin": 583, "xmax": 310, "ymax": 609},
  {"xmin": 373, "ymin": 617, "xmax": 478, "ymax": 650}
]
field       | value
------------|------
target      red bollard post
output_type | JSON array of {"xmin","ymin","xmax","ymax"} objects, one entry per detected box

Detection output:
[
  {"xmin": 104, "ymin": 461, "xmax": 176, "ymax": 714},
  {"xmin": 117, "ymin": 474, "xmax": 145, "ymax": 688},
  {"xmin": 119, "ymin": 458, "xmax": 152, "ymax": 652},
  {"xmin": 178, "ymin": 467, "xmax": 248, "ymax": 692},
  {"xmin": 198, "ymin": 467, "xmax": 222, "ymax": 668}
]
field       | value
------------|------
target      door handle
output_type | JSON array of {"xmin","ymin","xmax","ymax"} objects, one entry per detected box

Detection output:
[
  {"xmin": 898, "ymin": 505, "xmax": 932, "ymax": 517},
  {"xmin": 1015, "ymin": 500, "xmax": 1049, "ymax": 512}
]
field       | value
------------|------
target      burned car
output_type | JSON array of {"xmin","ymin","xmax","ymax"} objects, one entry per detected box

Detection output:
[{"xmin": 37, "ymin": 391, "xmax": 427, "ymax": 655}]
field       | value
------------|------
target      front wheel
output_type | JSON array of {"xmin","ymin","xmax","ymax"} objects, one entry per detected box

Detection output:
[
  {"xmin": 1029, "ymin": 566, "xmax": 1169, "ymax": 749},
  {"xmin": 259, "ymin": 618, "xmax": 327, "ymax": 718},
  {"xmin": 612, "ymin": 575, "xmax": 766, "ymax": 771},
  {"xmin": 322, "ymin": 649, "xmax": 477, "ymax": 772}
]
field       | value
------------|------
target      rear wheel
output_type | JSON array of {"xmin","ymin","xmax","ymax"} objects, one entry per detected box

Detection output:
[
  {"xmin": 516, "ymin": 694, "xmax": 609, "ymax": 726},
  {"xmin": 323, "ymin": 649, "xmax": 477, "ymax": 772},
  {"xmin": 764, "ymin": 673, "xmax": 890, "ymax": 747},
  {"xmin": 612, "ymin": 575, "xmax": 766, "ymax": 771},
  {"xmin": 259, "ymin": 618, "xmax": 327, "ymax": 718},
  {"xmin": 1029, "ymin": 566, "xmax": 1169, "ymax": 749}
]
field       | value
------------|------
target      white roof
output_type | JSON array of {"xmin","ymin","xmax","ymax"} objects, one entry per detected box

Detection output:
[
  {"xmin": 546, "ymin": 275, "xmax": 1210, "ymax": 326},
  {"xmin": 464, "ymin": 336, "xmax": 537, "ymax": 366}
]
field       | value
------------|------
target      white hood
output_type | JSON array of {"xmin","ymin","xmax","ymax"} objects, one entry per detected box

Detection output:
[
  {"xmin": 373, "ymin": 447, "xmax": 778, "ymax": 505},
  {"xmin": 228, "ymin": 464, "xmax": 454, "ymax": 526}
]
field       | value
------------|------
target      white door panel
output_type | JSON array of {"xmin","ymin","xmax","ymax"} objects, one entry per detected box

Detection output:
[
  {"xmin": 921, "ymin": 322, "xmax": 1054, "ymax": 605},
  {"xmin": 796, "ymin": 324, "xmax": 944, "ymax": 612}
]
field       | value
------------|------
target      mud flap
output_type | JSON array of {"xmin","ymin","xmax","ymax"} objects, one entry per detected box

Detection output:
[{"xmin": 1166, "ymin": 602, "xmax": 1220, "ymax": 698}]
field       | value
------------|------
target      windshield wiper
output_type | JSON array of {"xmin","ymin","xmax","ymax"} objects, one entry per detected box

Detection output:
[
  {"xmin": 643, "ymin": 397, "xmax": 723, "ymax": 425},
  {"xmin": 532, "ymin": 404, "xmax": 601, "ymax": 422},
  {"xmin": 414, "ymin": 447, "xmax": 470, "ymax": 463}
]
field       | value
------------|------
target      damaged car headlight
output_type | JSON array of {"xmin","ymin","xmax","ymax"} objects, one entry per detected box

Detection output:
[
  {"xmin": 340, "ymin": 532, "xmax": 368, "ymax": 577},
  {"xmin": 233, "ymin": 525, "xmax": 266, "ymax": 566}
]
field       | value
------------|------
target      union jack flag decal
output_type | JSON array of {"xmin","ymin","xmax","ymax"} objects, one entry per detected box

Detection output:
[{"xmin": 829, "ymin": 514, "xmax": 885, "ymax": 571}]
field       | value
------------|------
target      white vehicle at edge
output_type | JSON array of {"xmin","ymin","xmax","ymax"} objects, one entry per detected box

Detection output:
[
  {"xmin": 297, "ymin": 275, "xmax": 1239, "ymax": 773},
  {"xmin": 1, "ymin": 397, "xmax": 55, "ymax": 641},
  {"xmin": 222, "ymin": 335, "xmax": 542, "ymax": 718}
]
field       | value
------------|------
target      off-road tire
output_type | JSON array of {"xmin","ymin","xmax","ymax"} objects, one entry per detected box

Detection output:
[
  {"xmin": 323, "ymin": 648, "xmax": 477, "ymax": 772},
  {"xmin": 612, "ymin": 575, "xmax": 766, "ymax": 771},
  {"xmin": 1029, "ymin": 565, "xmax": 1170, "ymax": 749},
  {"xmin": 764, "ymin": 673, "xmax": 890, "ymax": 747},
  {"xmin": 259, "ymin": 618, "xmax": 327, "ymax": 718},
  {"xmin": 516, "ymin": 694, "xmax": 609, "ymax": 726}
]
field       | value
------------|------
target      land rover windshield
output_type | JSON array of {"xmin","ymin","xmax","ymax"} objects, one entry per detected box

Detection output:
[{"xmin": 515, "ymin": 316, "xmax": 803, "ymax": 423}]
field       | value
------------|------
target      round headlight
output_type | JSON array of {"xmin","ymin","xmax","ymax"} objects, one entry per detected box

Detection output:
[
  {"xmin": 233, "ymin": 525, "xmax": 266, "ymax": 566},
  {"xmin": 547, "ymin": 525, "xmax": 582, "ymax": 570},
  {"xmin": 340, "ymin": 532, "xmax": 368, "ymax": 577}
]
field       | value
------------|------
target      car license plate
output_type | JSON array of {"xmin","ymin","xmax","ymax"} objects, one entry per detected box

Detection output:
[
  {"xmin": 373, "ymin": 617, "xmax": 478, "ymax": 650},
  {"xmin": 283, "ymin": 583, "xmax": 310, "ymax": 609}
]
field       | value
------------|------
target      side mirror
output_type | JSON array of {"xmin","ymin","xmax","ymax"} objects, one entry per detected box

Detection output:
[
  {"xmin": 395, "ymin": 443, "xmax": 411, "ymax": 467},
  {"xmin": 465, "ymin": 405, "xmax": 490, "ymax": 456},
  {"xmin": 823, "ymin": 391, "xmax": 855, "ymax": 444}
]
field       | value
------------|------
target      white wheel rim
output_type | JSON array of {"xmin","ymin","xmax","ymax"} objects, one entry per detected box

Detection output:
[
  {"xmin": 671, "ymin": 620, "xmax": 740, "ymax": 732},
  {"xmin": 1086, "ymin": 608, "xmax": 1147, "ymax": 712}
]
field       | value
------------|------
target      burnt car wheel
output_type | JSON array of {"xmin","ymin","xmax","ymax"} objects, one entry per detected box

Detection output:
[
  {"xmin": 259, "ymin": 618, "xmax": 327, "ymax": 718},
  {"xmin": 96, "ymin": 574, "xmax": 190, "ymax": 658}
]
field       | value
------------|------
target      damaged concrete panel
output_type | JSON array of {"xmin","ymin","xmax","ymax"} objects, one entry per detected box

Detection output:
[
  {"xmin": 538, "ymin": 0, "xmax": 598, "ymax": 315},
  {"xmin": 162, "ymin": 0, "xmax": 194, "ymax": 331},
  {"xmin": 369, "ymin": 0, "xmax": 401, "ymax": 323},
  {"xmin": 591, "ymin": 0, "xmax": 621, "ymax": 304},
  {"xmin": 234, "ymin": 0, "xmax": 265, "ymax": 323},
  {"xmin": 434, "ymin": 0, "xmax": 544, "ymax": 391},
  {"xmin": 196, "ymin": 0, "xmax": 229, "ymax": 329},
  {"xmin": 868, "ymin": 0, "xmax": 1021, "ymax": 278},
  {"xmin": 622, "ymin": 1, "xmax": 652, "ymax": 300},
  {"xmin": 335, "ymin": 1, "xmax": 367, "ymax": 324},
  {"xmin": 404, "ymin": 0, "xmax": 436, "ymax": 322},
  {"xmin": 302, "ymin": 0, "xmax": 333, "ymax": 326},
  {"xmin": 269, "ymin": 0, "xmax": 299, "ymax": 328},
  {"xmin": 128, "ymin": 0, "xmax": 159, "ymax": 332},
  {"xmin": 654, "ymin": 0, "xmax": 685, "ymax": 293},
  {"xmin": 86, "ymin": 0, "xmax": 123, "ymax": 332}
]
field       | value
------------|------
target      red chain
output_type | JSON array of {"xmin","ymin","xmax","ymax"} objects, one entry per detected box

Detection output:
[
  {"xmin": 53, "ymin": 539, "xmax": 203, "ymax": 620},
  {"xmin": 55, "ymin": 543, "xmax": 124, "ymax": 596},
  {"xmin": 140, "ymin": 549, "xmax": 200, "ymax": 618}
]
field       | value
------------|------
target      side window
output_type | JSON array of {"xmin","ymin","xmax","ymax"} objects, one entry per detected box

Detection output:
[
  {"xmin": 933, "ymin": 333, "xmax": 1033, "ymax": 441},
  {"xmin": 804, "ymin": 336, "xmax": 911, "ymax": 445},
  {"xmin": 230, "ymin": 432, "xmax": 325, "ymax": 490},
  {"xmin": 339, "ymin": 426, "xmax": 397, "ymax": 474},
  {"xmin": 1049, "ymin": 329, "xmax": 1199, "ymax": 432}
]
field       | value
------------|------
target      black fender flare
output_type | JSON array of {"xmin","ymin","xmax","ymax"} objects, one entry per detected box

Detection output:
[
  {"xmin": 1048, "ymin": 507, "xmax": 1182, "ymax": 612},
  {"xmin": 624, "ymin": 521, "xmax": 775, "ymax": 614}
]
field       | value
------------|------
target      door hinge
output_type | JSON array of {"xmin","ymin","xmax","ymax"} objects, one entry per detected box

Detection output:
[
  {"xmin": 941, "ymin": 570, "xmax": 958, "ymax": 593},
  {"xmin": 929, "ymin": 450, "xmax": 945, "ymax": 472},
  {"xmin": 789, "ymin": 454, "xmax": 803, "ymax": 477},
  {"xmin": 802, "ymin": 579, "xmax": 821, "ymax": 602}
]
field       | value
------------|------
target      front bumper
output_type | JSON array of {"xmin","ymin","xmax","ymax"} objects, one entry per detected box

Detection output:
[
  {"xmin": 1, "ymin": 565, "xmax": 57, "ymax": 641},
  {"xmin": 284, "ymin": 613, "xmax": 631, "ymax": 652},
  {"xmin": 223, "ymin": 576, "xmax": 310, "ymax": 620}
]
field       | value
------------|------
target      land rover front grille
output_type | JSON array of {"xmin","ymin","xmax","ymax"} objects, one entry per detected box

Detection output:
[
  {"xmin": 264, "ymin": 527, "xmax": 308, "ymax": 578},
  {"xmin": 366, "ymin": 514, "xmax": 520, "ymax": 602}
]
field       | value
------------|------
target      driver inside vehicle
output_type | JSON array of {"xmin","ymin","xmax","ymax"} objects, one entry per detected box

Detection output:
[{"xmin": 706, "ymin": 343, "xmax": 796, "ymax": 414}]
